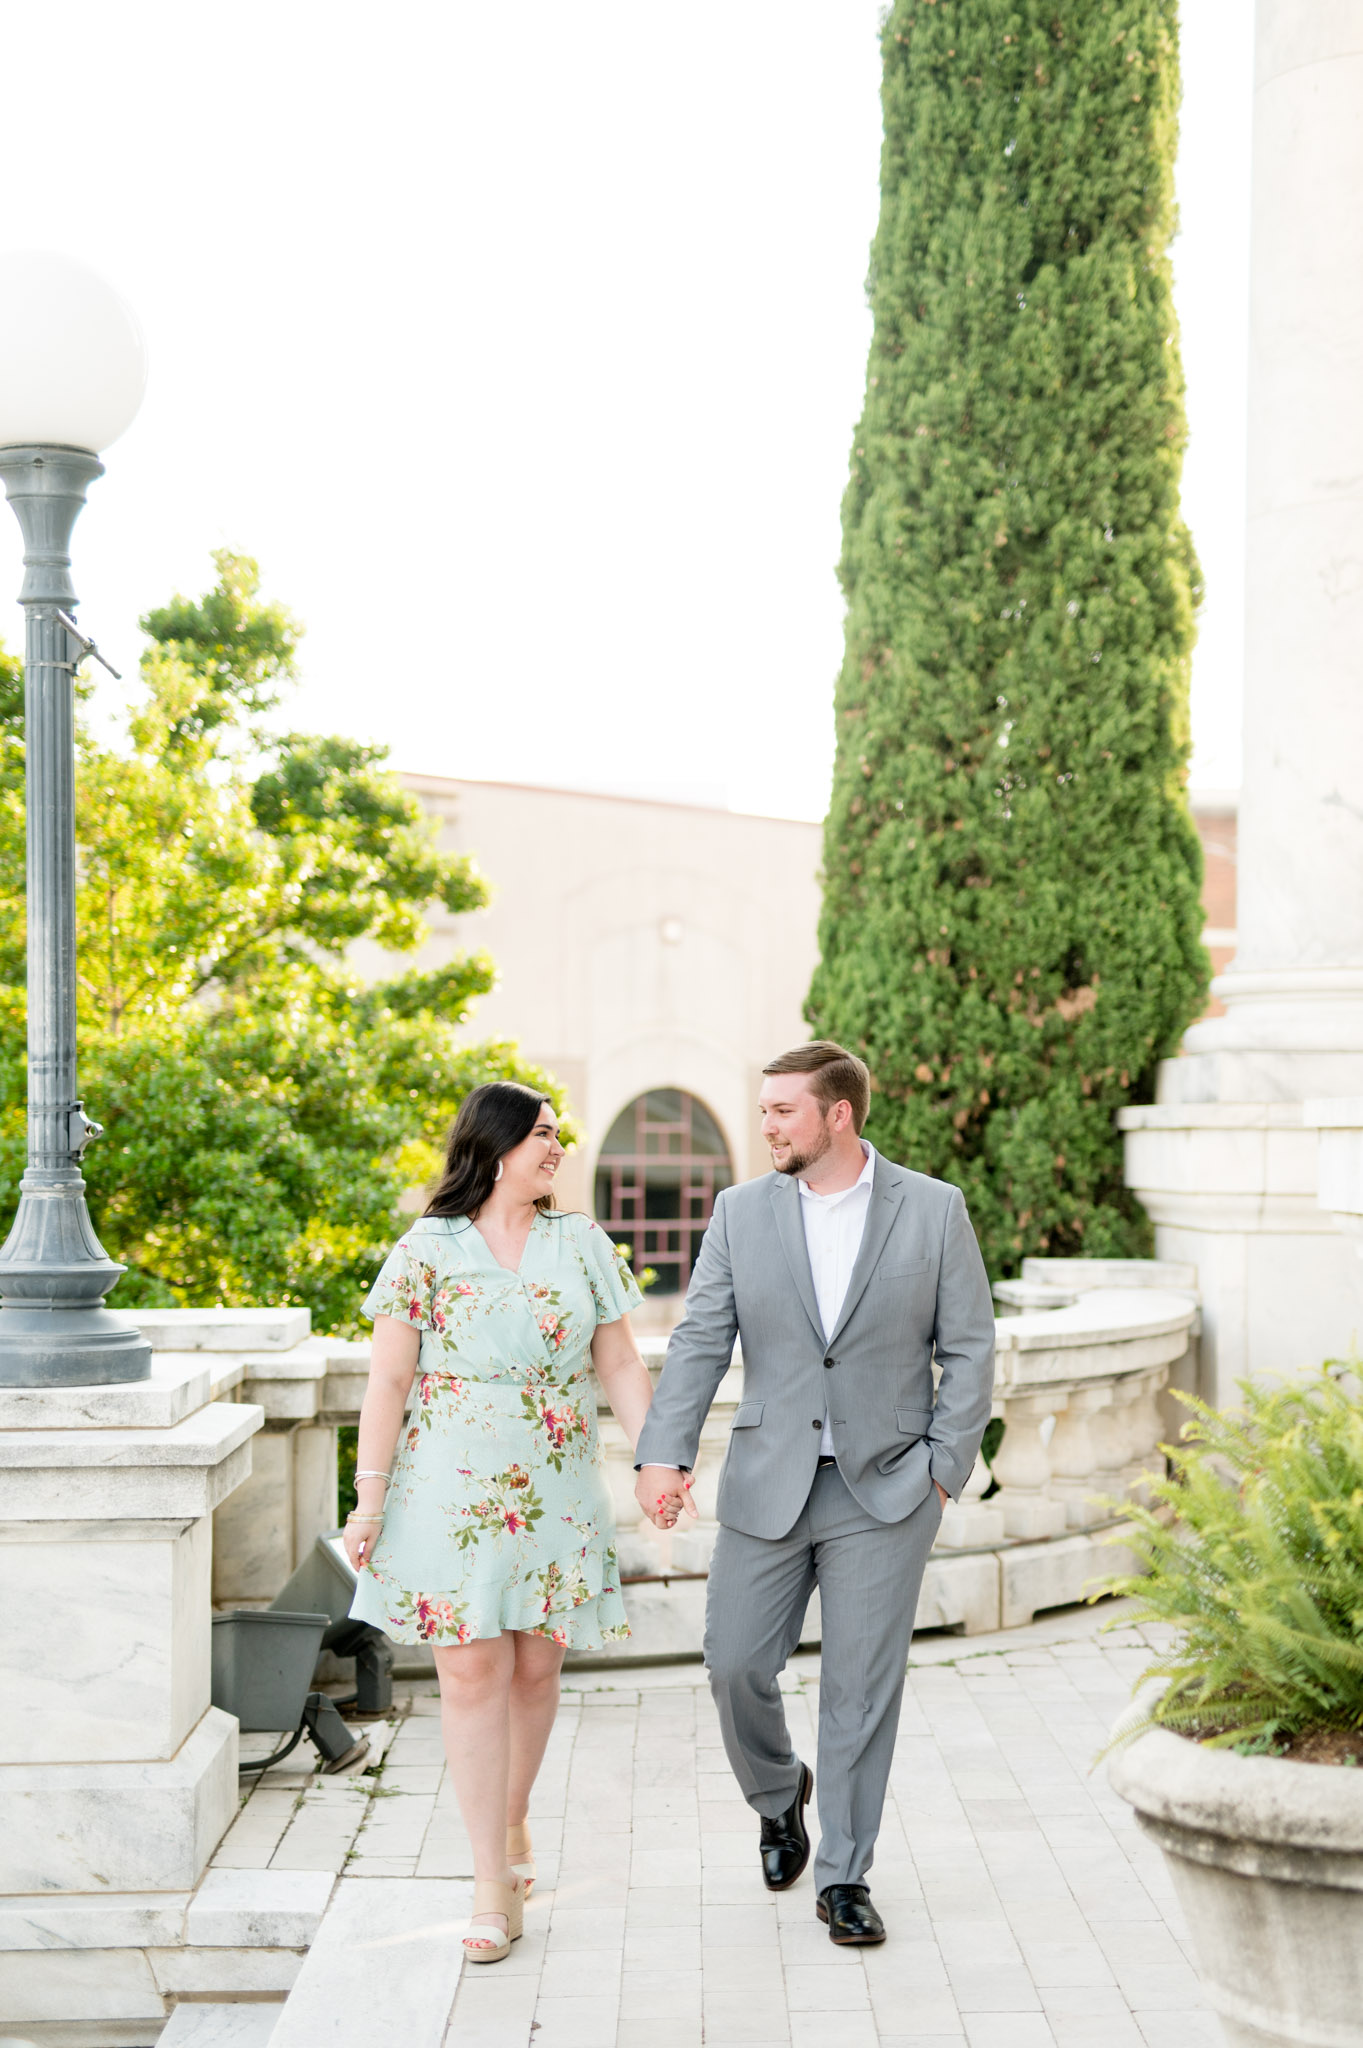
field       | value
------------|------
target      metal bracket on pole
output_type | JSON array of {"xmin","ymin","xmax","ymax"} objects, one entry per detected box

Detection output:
[
  {"xmin": 55, "ymin": 608, "xmax": 121, "ymax": 679},
  {"xmin": 66, "ymin": 1101, "xmax": 104, "ymax": 1161}
]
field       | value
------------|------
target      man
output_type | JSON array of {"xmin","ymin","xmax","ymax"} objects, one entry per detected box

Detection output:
[{"xmin": 635, "ymin": 1041, "xmax": 995, "ymax": 1945}]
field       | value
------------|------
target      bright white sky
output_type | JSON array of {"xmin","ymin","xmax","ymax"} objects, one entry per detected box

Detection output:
[{"xmin": 0, "ymin": 1, "xmax": 1251, "ymax": 822}]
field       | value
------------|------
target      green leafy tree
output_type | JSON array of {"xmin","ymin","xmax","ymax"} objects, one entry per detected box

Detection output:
[
  {"xmin": 0, "ymin": 552, "xmax": 563, "ymax": 1328},
  {"xmin": 808, "ymin": 1, "xmax": 1208, "ymax": 1275}
]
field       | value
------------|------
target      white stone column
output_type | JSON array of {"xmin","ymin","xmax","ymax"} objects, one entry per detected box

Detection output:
[
  {"xmin": 0, "ymin": 1355, "xmax": 262, "ymax": 1897},
  {"xmin": 1123, "ymin": 4, "xmax": 1363, "ymax": 1396},
  {"xmin": 1186, "ymin": 3, "xmax": 1363, "ymax": 1093}
]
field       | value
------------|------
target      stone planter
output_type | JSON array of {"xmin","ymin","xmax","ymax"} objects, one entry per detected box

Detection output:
[{"xmin": 1108, "ymin": 1716, "xmax": 1363, "ymax": 2047}]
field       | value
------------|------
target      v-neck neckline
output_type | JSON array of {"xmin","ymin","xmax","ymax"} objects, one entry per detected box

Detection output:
[{"xmin": 469, "ymin": 1210, "xmax": 541, "ymax": 1277}]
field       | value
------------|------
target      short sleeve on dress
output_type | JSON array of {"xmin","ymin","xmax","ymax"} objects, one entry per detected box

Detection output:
[
  {"xmin": 579, "ymin": 1218, "xmax": 644, "ymax": 1325},
  {"xmin": 362, "ymin": 1233, "xmax": 440, "ymax": 1328}
]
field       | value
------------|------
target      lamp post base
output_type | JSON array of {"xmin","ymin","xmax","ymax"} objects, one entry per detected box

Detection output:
[
  {"xmin": 0, "ymin": 1171, "xmax": 151, "ymax": 1387},
  {"xmin": 0, "ymin": 1304, "xmax": 151, "ymax": 1386}
]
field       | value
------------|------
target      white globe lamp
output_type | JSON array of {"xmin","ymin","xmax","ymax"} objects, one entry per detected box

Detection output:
[{"xmin": 0, "ymin": 249, "xmax": 146, "ymax": 453}]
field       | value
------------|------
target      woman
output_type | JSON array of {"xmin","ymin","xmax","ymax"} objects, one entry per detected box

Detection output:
[{"xmin": 341, "ymin": 1081, "xmax": 674, "ymax": 1961}]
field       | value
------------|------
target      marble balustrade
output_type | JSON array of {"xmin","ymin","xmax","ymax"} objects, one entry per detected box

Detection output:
[{"xmin": 585, "ymin": 1272, "xmax": 1195, "ymax": 1650}]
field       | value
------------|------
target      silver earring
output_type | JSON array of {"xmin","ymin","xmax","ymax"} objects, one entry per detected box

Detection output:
[{"xmin": 494, "ymin": 1159, "xmax": 504, "ymax": 1181}]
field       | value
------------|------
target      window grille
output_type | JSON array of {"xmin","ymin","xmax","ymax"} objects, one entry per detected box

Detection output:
[{"xmin": 594, "ymin": 1089, "xmax": 733, "ymax": 1295}]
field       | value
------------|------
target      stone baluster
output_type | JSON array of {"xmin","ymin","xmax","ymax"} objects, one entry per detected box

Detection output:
[
  {"xmin": 1046, "ymin": 1384, "xmax": 1111, "ymax": 1530},
  {"xmin": 1127, "ymin": 1367, "xmax": 1171, "ymax": 1505},
  {"xmin": 1086, "ymin": 1386, "xmax": 1133, "ymax": 1513},
  {"xmin": 990, "ymin": 1390, "xmax": 1068, "ymax": 1539},
  {"xmin": 937, "ymin": 1434, "xmax": 1006, "ymax": 1548},
  {"xmin": 1112, "ymin": 1375, "xmax": 1150, "ymax": 1498}
]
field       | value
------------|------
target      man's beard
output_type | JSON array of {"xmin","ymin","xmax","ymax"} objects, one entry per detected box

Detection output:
[{"xmin": 773, "ymin": 1125, "xmax": 833, "ymax": 1178}]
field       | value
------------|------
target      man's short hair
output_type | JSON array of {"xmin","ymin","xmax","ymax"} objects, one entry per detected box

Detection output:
[{"xmin": 762, "ymin": 1040, "xmax": 872, "ymax": 1133}]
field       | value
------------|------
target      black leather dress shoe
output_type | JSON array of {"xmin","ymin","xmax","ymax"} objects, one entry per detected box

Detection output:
[
  {"xmin": 816, "ymin": 1884, "xmax": 886, "ymax": 1945},
  {"xmin": 759, "ymin": 1761, "xmax": 813, "ymax": 1890}
]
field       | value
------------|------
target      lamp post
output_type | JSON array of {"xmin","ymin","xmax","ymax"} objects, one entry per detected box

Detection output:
[{"xmin": 0, "ymin": 250, "xmax": 150, "ymax": 1386}]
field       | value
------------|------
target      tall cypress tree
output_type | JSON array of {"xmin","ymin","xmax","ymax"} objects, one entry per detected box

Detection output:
[{"xmin": 808, "ymin": 1, "xmax": 1207, "ymax": 1276}]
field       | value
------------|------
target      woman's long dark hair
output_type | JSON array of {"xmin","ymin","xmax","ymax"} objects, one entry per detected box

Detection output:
[{"xmin": 423, "ymin": 1081, "xmax": 556, "ymax": 1221}]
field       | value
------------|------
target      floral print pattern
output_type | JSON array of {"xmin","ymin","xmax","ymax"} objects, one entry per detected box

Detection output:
[{"xmin": 348, "ymin": 1210, "xmax": 641, "ymax": 1649}]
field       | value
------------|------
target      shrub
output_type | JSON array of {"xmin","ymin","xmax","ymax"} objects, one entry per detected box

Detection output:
[{"xmin": 807, "ymin": 0, "xmax": 1208, "ymax": 1275}]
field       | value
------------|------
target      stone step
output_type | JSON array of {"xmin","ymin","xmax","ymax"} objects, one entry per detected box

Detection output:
[
  {"xmin": 267, "ymin": 1876, "xmax": 470, "ymax": 2047},
  {"xmin": 158, "ymin": 2004, "xmax": 282, "ymax": 2045},
  {"xmin": 186, "ymin": 1868, "xmax": 335, "ymax": 1948}
]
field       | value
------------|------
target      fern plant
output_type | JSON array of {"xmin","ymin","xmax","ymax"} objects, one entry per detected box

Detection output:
[{"xmin": 1102, "ymin": 1363, "xmax": 1363, "ymax": 1749}]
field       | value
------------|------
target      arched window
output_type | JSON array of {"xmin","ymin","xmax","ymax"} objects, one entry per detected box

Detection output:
[{"xmin": 594, "ymin": 1090, "xmax": 733, "ymax": 1296}]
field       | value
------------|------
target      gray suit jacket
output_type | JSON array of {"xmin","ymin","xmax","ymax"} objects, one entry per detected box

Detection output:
[{"xmin": 634, "ymin": 1154, "xmax": 996, "ymax": 1541}]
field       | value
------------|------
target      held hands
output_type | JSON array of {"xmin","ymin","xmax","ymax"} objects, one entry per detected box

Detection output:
[
  {"xmin": 631, "ymin": 1469, "xmax": 946, "ymax": 1528},
  {"xmin": 635, "ymin": 1464, "xmax": 700, "ymax": 1531}
]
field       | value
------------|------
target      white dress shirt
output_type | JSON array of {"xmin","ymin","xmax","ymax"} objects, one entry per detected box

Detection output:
[{"xmin": 798, "ymin": 1141, "xmax": 876, "ymax": 1455}]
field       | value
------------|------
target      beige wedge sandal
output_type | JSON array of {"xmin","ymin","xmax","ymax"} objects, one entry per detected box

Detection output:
[
  {"xmin": 506, "ymin": 1821, "xmax": 536, "ymax": 1899},
  {"xmin": 461, "ymin": 1873, "xmax": 525, "ymax": 1965}
]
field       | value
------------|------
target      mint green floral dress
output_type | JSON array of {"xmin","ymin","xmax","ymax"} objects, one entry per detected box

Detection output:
[{"xmin": 349, "ymin": 1209, "xmax": 641, "ymax": 1650}]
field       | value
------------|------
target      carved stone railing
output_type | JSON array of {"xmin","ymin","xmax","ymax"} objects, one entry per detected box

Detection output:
[
  {"xmin": 585, "ymin": 1267, "xmax": 1198, "ymax": 1656},
  {"xmin": 203, "ymin": 1261, "xmax": 1199, "ymax": 1660}
]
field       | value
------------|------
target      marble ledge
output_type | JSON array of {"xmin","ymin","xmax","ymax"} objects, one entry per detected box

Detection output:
[
  {"xmin": 239, "ymin": 1340, "xmax": 336, "ymax": 1381},
  {"xmin": 0, "ymin": 1406, "xmax": 261, "ymax": 1519},
  {"xmin": 1304, "ymin": 1096, "xmax": 1363, "ymax": 1128},
  {"xmin": 0, "ymin": 1942, "xmax": 164, "ymax": 2026},
  {"xmin": 159, "ymin": 2006, "xmax": 283, "ymax": 2047},
  {"xmin": 238, "ymin": 1345, "xmax": 333, "ymax": 1421},
  {"xmin": 0, "ymin": 1400, "xmax": 262, "ymax": 1470},
  {"xmin": 995, "ymin": 1287, "xmax": 1197, "ymax": 1354},
  {"xmin": 186, "ymin": 1867, "xmax": 335, "ymax": 1949},
  {"xmin": 0, "ymin": 1869, "xmax": 334, "ymax": 1957},
  {"xmin": 0, "ymin": 1353, "xmax": 213, "ymax": 1433},
  {"xmin": 0, "ymin": 1890, "xmax": 190, "ymax": 1951},
  {"xmin": 150, "ymin": 1944, "xmax": 304, "ymax": 1995},
  {"xmin": 135, "ymin": 1306, "xmax": 311, "ymax": 1353},
  {"xmin": 999, "ymin": 1326, "xmax": 1189, "ymax": 1392},
  {"xmin": 0, "ymin": 1516, "xmax": 203, "ymax": 1542},
  {"xmin": 1117, "ymin": 1101, "xmax": 1308, "ymax": 1130},
  {"xmin": 1021, "ymin": 1255, "xmax": 1198, "ymax": 1293}
]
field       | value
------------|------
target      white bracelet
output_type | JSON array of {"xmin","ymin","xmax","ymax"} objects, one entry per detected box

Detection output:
[{"xmin": 355, "ymin": 1470, "xmax": 391, "ymax": 1485}]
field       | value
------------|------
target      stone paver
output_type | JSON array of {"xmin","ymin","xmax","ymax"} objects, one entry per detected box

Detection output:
[
  {"xmin": 220, "ymin": 1602, "xmax": 1205, "ymax": 2045},
  {"xmin": 436, "ymin": 1600, "xmax": 1203, "ymax": 2046}
]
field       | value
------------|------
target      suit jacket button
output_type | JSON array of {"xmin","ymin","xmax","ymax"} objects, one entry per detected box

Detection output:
[
  {"xmin": 811, "ymin": 1419, "xmax": 821, "ymax": 1429},
  {"xmin": 823, "ymin": 1356, "xmax": 834, "ymax": 1369}
]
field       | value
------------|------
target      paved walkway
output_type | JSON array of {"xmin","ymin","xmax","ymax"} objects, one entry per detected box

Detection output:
[{"xmin": 220, "ymin": 1602, "xmax": 1214, "ymax": 2047}]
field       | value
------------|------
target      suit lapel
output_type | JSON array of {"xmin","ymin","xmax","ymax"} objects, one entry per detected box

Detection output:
[
  {"xmin": 827, "ymin": 1158, "xmax": 906, "ymax": 1345},
  {"xmin": 769, "ymin": 1176, "xmax": 824, "ymax": 1342}
]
